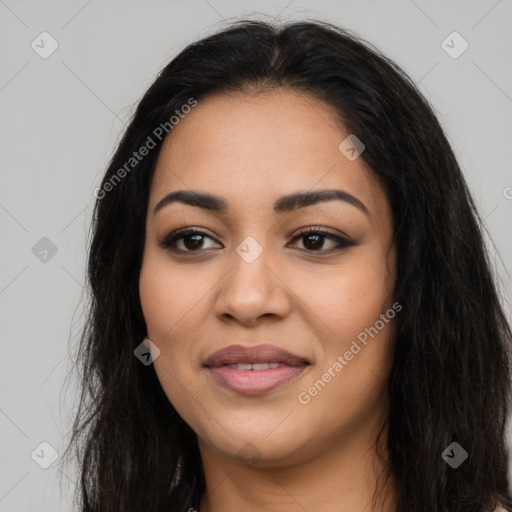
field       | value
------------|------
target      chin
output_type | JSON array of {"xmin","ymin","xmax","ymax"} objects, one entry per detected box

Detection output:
[{"xmin": 200, "ymin": 424, "xmax": 313, "ymax": 466}]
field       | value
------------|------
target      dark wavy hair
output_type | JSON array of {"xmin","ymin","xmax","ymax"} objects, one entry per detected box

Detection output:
[{"xmin": 59, "ymin": 19, "xmax": 512, "ymax": 512}]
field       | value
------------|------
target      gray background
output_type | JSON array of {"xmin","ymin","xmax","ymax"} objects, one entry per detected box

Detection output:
[{"xmin": 1, "ymin": 0, "xmax": 511, "ymax": 509}]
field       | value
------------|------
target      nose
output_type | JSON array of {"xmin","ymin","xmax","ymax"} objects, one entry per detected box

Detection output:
[{"xmin": 214, "ymin": 241, "xmax": 292, "ymax": 326}]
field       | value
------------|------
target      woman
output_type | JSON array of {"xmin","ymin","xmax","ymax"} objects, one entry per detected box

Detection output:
[{"xmin": 61, "ymin": 19, "xmax": 512, "ymax": 512}]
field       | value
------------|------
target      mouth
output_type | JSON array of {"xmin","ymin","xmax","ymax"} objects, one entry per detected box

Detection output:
[{"xmin": 203, "ymin": 344, "xmax": 311, "ymax": 395}]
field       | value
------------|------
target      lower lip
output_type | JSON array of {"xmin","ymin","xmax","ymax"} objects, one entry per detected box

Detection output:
[{"xmin": 207, "ymin": 365, "xmax": 308, "ymax": 395}]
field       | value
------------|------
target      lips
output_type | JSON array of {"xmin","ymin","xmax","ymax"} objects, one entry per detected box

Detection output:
[
  {"xmin": 204, "ymin": 344, "xmax": 310, "ymax": 395},
  {"xmin": 203, "ymin": 344, "xmax": 309, "ymax": 368}
]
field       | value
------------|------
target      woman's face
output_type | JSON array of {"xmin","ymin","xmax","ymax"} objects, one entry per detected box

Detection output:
[{"xmin": 139, "ymin": 88, "xmax": 397, "ymax": 466}]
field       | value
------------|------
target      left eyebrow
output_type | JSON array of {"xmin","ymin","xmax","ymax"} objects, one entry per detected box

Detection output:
[{"xmin": 153, "ymin": 189, "xmax": 370, "ymax": 217}]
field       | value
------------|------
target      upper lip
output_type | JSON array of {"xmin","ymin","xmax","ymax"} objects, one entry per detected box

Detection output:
[{"xmin": 204, "ymin": 344, "xmax": 310, "ymax": 368}]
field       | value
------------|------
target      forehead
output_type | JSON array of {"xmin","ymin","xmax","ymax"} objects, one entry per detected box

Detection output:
[{"xmin": 150, "ymin": 88, "xmax": 384, "ymax": 218}]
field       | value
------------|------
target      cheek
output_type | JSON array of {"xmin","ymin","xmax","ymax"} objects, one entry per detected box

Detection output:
[
  {"xmin": 298, "ymin": 251, "xmax": 397, "ymax": 411},
  {"xmin": 139, "ymin": 257, "xmax": 207, "ymax": 423},
  {"xmin": 296, "ymin": 259, "xmax": 397, "ymax": 426},
  {"xmin": 139, "ymin": 254, "xmax": 212, "ymax": 340},
  {"xmin": 290, "ymin": 249, "xmax": 395, "ymax": 341}
]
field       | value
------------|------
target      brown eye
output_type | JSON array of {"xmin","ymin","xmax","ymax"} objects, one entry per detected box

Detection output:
[
  {"xmin": 160, "ymin": 228, "xmax": 221, "ymax": 253},
  {"xmin": 290, "ymin": 227, "xmax": 354, "ymax": 253}
]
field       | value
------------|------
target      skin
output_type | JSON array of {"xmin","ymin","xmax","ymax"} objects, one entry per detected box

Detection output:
[{"xmin": 139, "ymin": 88, "xmax": 398, "ymax": 512}]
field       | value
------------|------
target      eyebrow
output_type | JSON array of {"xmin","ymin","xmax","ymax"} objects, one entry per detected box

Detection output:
[{"xmin": 153, "ymin": 189, "xmax": 370, "ymax": 217}]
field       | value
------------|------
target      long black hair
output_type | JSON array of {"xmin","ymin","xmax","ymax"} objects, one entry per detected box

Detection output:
[{"xmin": 59, "ymin": 19, "xmax": 512, "ymax": 512}]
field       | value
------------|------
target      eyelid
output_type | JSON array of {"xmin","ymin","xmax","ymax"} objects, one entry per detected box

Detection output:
[{"xmin": 292, "ymin": 225, "xmax": 352, "ymax": 241}]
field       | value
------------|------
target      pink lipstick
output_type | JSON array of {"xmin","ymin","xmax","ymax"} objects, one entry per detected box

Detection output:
[{"xmin": 204, "ymin": 344, "xmax": 310, "ymax": 395}]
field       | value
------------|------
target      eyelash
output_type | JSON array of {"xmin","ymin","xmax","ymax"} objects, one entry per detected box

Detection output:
[{"xmin": 159, "ymin": 226, "xmax": 354, "ymax": 255}]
